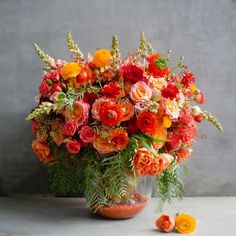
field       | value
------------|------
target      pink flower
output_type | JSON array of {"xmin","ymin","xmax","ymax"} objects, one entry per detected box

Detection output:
[
  {"xmin": 66, "ymin": 140, "xmax": 81, "ymax": 154},
  {"xmin": 63, "ymin": 121, "xmax": 77, "ymax": 137},
  {"xmin": 79, "ymin": 126, "xmax": 96, "ymax": 143},
  {"xmin": 51, "ymin": 82, "xmax": 62, "ymax": 94},
  {"xmin": 130, "ymin": 81, "xmax": 152, "ymax": 103},
  {"xmin": 194, "ymin": 91, "xmax": 206, "ymax": 104}
]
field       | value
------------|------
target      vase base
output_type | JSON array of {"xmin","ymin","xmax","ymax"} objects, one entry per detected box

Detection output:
[{"xmin": 93, "ymin": 192, "xmax": 148, "ymax": 219}]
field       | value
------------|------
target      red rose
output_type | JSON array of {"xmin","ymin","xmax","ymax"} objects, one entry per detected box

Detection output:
[
  {"xmin": 79, "ymin": 126, "xmax": 96, "ymax": 143},
  {"xmin": 147, "ymin": 54, "xmax": 169, "ymax": 78},
  {"xmin": 181, "ymin": 71, "xmax": 195, "ymax": 88},
  {"xmin": 161, "ymin": 83, "xmax": 179, "ymax": 100},
  {"xmin": 99, "ymin": 103, "xmax": 122, "ymax": 126},
  {"xmin": 51, "ymin": 82, "xmax": 62, "ymax": 94},
  {"xmin": 66, "ymin": 140, "xmax": 81, "ymax": 154},
  {"xmin": 122, "ymin": 64, "xmax": 145, "ymax": 84},
  {"xmin": 136, "ymin": 111, "xmax": 158, "ymax": 135},
  {"xmin": 63, "ymin": 121, "xmax": 77, "ymax": 137},
  {"xmin": 101, "ymin": 82, "xmax": 122, "ymax": 97},
  {"xmin": 83, "ymin": 93, "xmax": 99, "ymax": 106},
  {"xmin": 39, "ymin": 81, "xmax": 50, "ymax": 95}
]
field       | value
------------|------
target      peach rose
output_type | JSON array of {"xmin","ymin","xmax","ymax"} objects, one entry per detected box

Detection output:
[
  {"xmin": 92, "ymin": 134, "xmax": 116, "ymax": 154},
  {"xmin": 93, "ymin": 49, "xmax": 111, "ymax": 67},
  {"xmin": 119, "ymin": 99, "xmax": 134, "ymax": 122},
  {"xmin": 66, "ymin": 100, "xmax": 90, "ymax": 126},
  {"xmin": 163, "ymin": 98, "xmax": 180, "ymax": 119},
  {"xmin": 158, "ymin": 153, "xmax": 174, "ymax": 171},
  {"xmin": 148, "ymin": 77, "xmax": 167, "ymax": 91},
  {"xmin": 156, "ymin": 214, "xmax": 175, "ymax": 233},
  {"xmin": 130, "ymin": 81, "xmax": 152, "ymax": 103},
  {"xmin": 32, "ymin": 140, "xmax": 55, "ymax": 163},
  {"xmin": 60, "ymin": 62, "xmax": 81, "ymax": 80}
]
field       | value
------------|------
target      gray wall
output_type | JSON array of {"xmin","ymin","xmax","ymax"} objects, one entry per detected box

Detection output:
[{"xmin": 0, "ymin": 0, "xmax": 235, "ymax": 196}]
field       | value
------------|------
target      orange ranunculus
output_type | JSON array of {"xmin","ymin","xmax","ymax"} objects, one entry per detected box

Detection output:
[
  {"xmin": 151, "ymin": 120, "xmax": 167, "ymax": 149},
  {"xmin": 110, "ymin": 128, "xmax": 129, "ymax": 150},
  {"xmin": 60, "ymin": 62, "xmax": 81, "ymax": 80},
  {"xmin": 130, "ymin": 81, "xmax": 152, "ymax": 103},
  {"xmin": 93, "ymin": 49, "xmax": 111, "ymax": 67},
  {"xmin": 133, "ymin": 148, "xmax": 154, "ymax": 175},
  {"xmin": 32, "ymin": 140, "xmax": 55, "ymax": 163},
  {"xmin": 92, "ymin": 133, "xmax": 116, "ymax": 154},
  {"xmin": 175, "ymin": 213, "xmax": 196, "ymax": 234},
  {"xmin": 119, "ymin": 99, "xmax": 134, "ymax": 122},
  {"xmin": 156, "ymin": 214, "xmax": 175, "ymax": 233}
]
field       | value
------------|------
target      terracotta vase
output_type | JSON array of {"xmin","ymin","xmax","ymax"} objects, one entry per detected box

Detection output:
[{"xmin": 93, "ymin": 176, "xmax": 153, "ymax": 219}]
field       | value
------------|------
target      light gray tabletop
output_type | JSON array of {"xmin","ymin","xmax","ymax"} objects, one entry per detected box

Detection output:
[{"xmin": 0, "ymin": 196, "xmax": 235, "ymax": 236}]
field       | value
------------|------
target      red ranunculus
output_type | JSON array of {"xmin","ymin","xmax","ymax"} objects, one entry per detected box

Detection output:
[
  {"xmin": 66, "ymin": 140, "xmax": 81, "ymax": 154},
  {"xmin": 161, "ymin": 83, "xmax": 179, "ymax": 100},
  {"xmin": 63, "ymin": 121, "xmax": 77, "ymax": 137},
  {"xmin": 75, "ymin": 66, "xmax": 92, "ymax": 84},
  {"xmin": 122, "ymin": 64, "xmax": 146, "ymax": 84},
  {"xmin": 147, "ymin": 54, "xmax": 169, "ymax": 77},
  {"xmin": 101, "ymin": 81, "xmax": 122, "ymax": 97},
  {"xmin": 181, "ymin": 71, "xmax": 195, "ymax": 88},
  {"xmin": 99, "ymin": 103, "xmax": 122, "ymax": 126},
  {"xmin": 79, "ymin": 126, "xmax": 96, "ymax": 143},
  {"xmin": 136, "ymin": 111, "xmax": 158, "ymax": 135},
  {"xmin": 39, "ymin": 81, "xmax": 50, "ymax": 95}
]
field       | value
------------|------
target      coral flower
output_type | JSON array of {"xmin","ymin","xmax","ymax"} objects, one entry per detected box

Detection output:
[
  {"xmin": 60, "ymin": 62, "xmax": 81, "ymax": 80},
  {"xmin": 175, "ymin": 213, "xmax": 196, "ymax": 234},
  {"xmin": 136, "ymin": 111, "xmax": 158, "ymax": 135},
  {"xmin": 130, "ymin": 81, "xmax": 152, "ymax": 103},
  {"xmin": 92, "ymin": 133, "xmax": 116, "ymax": 154},
  {"xmin": 99, "ymin": 103, "xmax": 122, "ymax": 126},
  {"xmin": 155, "ymin": 214, "xmax": 175, "ymax": 233},
  {"xmin": 93, "ymin": 49, "xmax": 111, "ymax": 67},
  {"xmin": 79, "ymin": 126, "xmax": 96, "ymax": 143},
  {"xmin": 152, "ymin": 121, "xmax": 167, "ymax": 149},
  {"xmin": 119, "ymin": 99, "xmax": 134, "ymax": 122},
  {"xmin": 177, "ymin": 148, "xmax": 192, "ymax": 163},
  {"xmin": 91, "ymin": 97, "xmax": 113, "ymax": 120},
  {"xmin": 110, "ymin": 129, "xmax": 129, "ymax": 150},
  {"xmin": 32, "ymin": 140, "xmax": 55, "ymax": 163}
]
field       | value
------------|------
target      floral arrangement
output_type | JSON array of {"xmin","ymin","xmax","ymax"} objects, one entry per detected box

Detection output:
[{"xmin": 26, "ymin": 32, "xmax": 222, "ymax": 209}]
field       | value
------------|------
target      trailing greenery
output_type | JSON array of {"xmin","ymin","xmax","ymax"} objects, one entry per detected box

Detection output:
[{"xmin": 156, "ymin": 159, "xmax": 184, "ymax": 211}]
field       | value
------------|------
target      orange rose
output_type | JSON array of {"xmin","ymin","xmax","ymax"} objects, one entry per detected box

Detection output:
[
  {"xmin": 175, "ymin": 213, "xmax": 196, "ymax": 234},
  {"xmin": 157, "ymin": 153, "xmax": 174, "ymax": 172},
  {"xmin": 92, "ymin": 133, "xmax": 116, "ymax": 154},
  {"xmin": 156, "ymin": 214, "xmax": 175, "ymax": 233},
  {"xmin": 130, "ymin": 81, "xmax": 152, "ymax": 103},
  {"xmin": 119, "ymin": 99, "xmax": 134, "ymax": 122},
  {"xmin": 133, "ymin": 148, "xmax": 154, "ymax": 176},
  {"xmin": 32, "ymin": 140, "xmax": 55, "ymax": 163},
  {"xmin": 110, "ymin": 128, "xmax": 129, "ymax": 150},
  {"xmin": 93, "ymin": 49, "xmax": 111, "ymax": 67},
  {"xmin": 60, "ymin": 62, "xmax": 81, "ymax": 80}
]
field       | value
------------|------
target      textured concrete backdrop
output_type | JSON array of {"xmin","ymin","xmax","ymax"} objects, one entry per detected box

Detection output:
[{"xmin": 0, "ymin": 0, "xmax": 235, "ymax": 196}]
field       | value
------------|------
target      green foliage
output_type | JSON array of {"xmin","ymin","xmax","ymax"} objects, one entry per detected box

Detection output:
[{"xmin": 156, "ymin": 160, "xmax": 184, "ymax": 211}]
